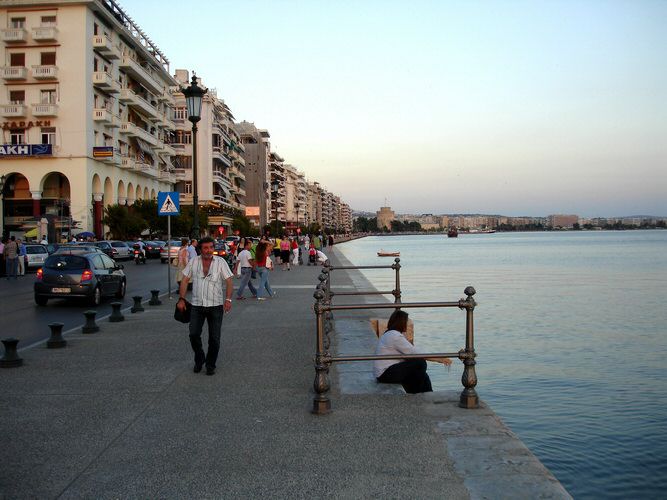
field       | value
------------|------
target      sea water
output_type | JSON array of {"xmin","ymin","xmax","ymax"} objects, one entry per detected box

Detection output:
[{"xmin": 335, "ymin": 231, "xmax": 667, "ymax": 499}]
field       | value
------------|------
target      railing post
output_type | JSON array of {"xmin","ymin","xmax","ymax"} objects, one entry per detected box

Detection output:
[
  {"xmin": 458, "ymin": 286, "xmax": 479, "ymax": 409},
  {"xmin": 312, "ymin": 289, "xmax": 331, "ymax": 414},
  {"xmin": 392, "ymin": 257, "xmax": 402, "ymax": 303}
]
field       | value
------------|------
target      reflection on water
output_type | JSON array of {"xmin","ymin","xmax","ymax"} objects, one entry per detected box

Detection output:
[{"xmin": 336, "ymin": 231, "xmax": 667, "ymax": 499}]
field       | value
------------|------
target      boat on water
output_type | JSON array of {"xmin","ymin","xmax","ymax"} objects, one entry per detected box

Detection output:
[
  {"xmin": 377, "ymin": 250, "xmax": 400, "ymax": 257},
  {"xmin": 447, "ymin": 227, "xmax": 458, "ymax": 238}
]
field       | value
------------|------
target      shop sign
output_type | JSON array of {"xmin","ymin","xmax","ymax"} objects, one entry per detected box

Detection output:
[
  {"xmin": 93, "ymin": 146, "xmax": 114, "ymax": 158},
  {"xmin": 1, "ymin": 120, "xmax": 51, "ymax": 130},
  {"xmin": 0, "ymin": 144, "xmax": 53, "ymax": 157}
]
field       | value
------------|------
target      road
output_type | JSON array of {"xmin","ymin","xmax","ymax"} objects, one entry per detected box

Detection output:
[{"xmin": 0, "ymin": 257, "xmax": 177, "ymax": 353}]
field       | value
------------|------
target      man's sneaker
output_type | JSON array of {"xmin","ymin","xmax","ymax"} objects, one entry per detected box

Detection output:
[
  {"xmin": 257, "ymin": 297, "xmax": 266, "ymax": 301},
  {"xmin": 193, "ymin": 362, "xmax": 203, "ymax": 373},
  {"xmin": 206, "ymin": 367, "xmax": 215, "ymax": 376}
]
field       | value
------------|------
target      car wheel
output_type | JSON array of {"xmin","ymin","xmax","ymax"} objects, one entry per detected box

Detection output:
[
  {"xmin": 35, "ymin": 295, "xmax": 48, "ymax": 306},
  {"xmin": 115, "ymin": 279, "xmax": 126, "ymax": 298},
  {"xmin": 88, "ymin": 286, "xmax": 102, "ymax": 306}
]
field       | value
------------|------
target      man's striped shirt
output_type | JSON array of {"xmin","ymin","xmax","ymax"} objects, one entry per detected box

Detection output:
[{"xmin": 182, "ymin": 255, "xmax": 233, "ymax": 307}]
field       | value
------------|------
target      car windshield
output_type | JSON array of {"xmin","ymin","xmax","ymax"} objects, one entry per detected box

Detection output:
[
  {"xmin": 26, "ymin": 245, "xmax": 47, "ymax": 254},
  {"xmin": 165, "ymin": 241, "xmax": 181, "ymax": 247},
  {"xmin": 45, "ymin": 255, "xmax": 88, "ymax": 270}
]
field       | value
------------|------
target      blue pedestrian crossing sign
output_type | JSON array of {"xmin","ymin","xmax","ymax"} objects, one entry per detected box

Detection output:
[{"xmin": 157, "ymin": 191, "xmax": 180, "ymax": 216}]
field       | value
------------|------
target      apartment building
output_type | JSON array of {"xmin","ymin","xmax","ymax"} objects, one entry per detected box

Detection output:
[
  {"xmin": 268, "ymin": 151, "xmax": 285, "ymax": 224},
  {"xmin": 284, "ymin": 163, "xmax": 306, "ymax": 229},
  {"xmin": 172, "ymin": 70, "xmax": 245, "ymax": 234},
  {"xmin": 0, "ymin": 0, "xmax": 177, "ymax": 239},
  {"xmin": 548, "ymin": 214, "xmax": 579, "ymax": 229},
  {"xmin": 234, "ymin": 121, "xmax": 270, "ymax": 227},
  {"xmin": 305, "ymin": 181, "xmax": 321, "ymax": 227}
]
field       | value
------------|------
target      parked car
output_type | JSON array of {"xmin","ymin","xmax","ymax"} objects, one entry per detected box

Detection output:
[
  {"xmin": 144, "ymin": 240, "xmax": 165, "ymax": 258},
  {"xmin": 213, "ymin": 241, "xmax": 234, "ymax": 267},
  {"xmin": 34, "ymin": 251, "xmax": 126, "ymax": 306},
  {"xmin": 93, "ymin": 241, "xmax": 115, "ymax": 258},
  {"xmin": 160, "ymin": 240, "xmax": 182, "ymax": 264},
  {"xmin": 24, "ymin": 244, "xmax": 49, "ymax": 271},
  {"xmin": 53, "ymin": 244, "xmax": 105, "ymax": 255}
]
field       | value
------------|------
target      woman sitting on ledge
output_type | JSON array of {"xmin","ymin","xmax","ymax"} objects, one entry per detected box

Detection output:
[{"xmin": 374, "ymin": 310, "xmax": 451, "ymax": 394}]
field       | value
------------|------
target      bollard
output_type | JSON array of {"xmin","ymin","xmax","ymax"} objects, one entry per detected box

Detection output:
[
  {"xmin": 82, "ymin": 310, "xmax": 99, "ymax": 334},
  {"xmin": 109, "ymin": 302, "xmax": 125, "ymax": 322},
  {"xmin": 131, "ymin": 296, "xmax": 144, "ymax": 313},
  {"xmin": 149, "ymin": 289, "xmax": 162, "ymax": 306},
  {"xmin": 47, "ymin": 323, "xmax": 67, "ymax": 349},
  {"xmin": 0, "ymin": 338, "xmax": 23, "ymax": 368}
]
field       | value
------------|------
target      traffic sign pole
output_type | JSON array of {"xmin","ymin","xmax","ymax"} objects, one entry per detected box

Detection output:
[
  {"xmin": 167, "ymin": 215, "xmax": 171, "ymax": 299},
  {"xmin": 157, "ymin": 191, "xmax": 180, "ymax": 300}
]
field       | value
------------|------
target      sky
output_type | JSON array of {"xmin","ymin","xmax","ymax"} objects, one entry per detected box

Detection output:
[{"xmin": 123, "ymin": 0, "xmax": 666, "ymax": 217}]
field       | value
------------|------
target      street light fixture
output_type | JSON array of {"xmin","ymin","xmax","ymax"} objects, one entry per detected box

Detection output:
[{"xmin": 182, "ymin": 73, "xmax": 207, "ymax": 238}]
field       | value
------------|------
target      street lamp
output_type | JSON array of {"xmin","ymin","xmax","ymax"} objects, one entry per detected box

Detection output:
[{"xmin": 182, "ymin": 74, "xmax": 207, "ymax": 238}]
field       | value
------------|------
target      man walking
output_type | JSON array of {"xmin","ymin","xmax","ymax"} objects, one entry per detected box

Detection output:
[
  {"xmin": 4, "ymin": 236, "xmax": 19, "ymax": 280},
  {"xmin": 235, "ymin": 239, "xmax": 257, "ymax": 300},
  {"xmin": 177, "ymin": 236, "xmax": 233, "ymax": 376}
]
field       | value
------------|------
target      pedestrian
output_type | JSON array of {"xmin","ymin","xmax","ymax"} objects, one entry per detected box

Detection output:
[
  {"xmin": 175, "ymin": 237, "xmax": 189, "ymax": 290},
  {"xmin": 374, "ymin": 310, "xmax": 451, "ymax": 394},
  {"xmin": 235, "ymin": 239, "xmax": 257, "ymax": 300},
  {"xmin": 254, "ymin": 241, "xmax": 275, "ymax": 300},
  {"xmin": 4, "ymin": 235, "xmax": 19, "ymax": 280},
  {"xmin": 0, "ymin": 237, "xmax": 5, "ymax": 278},
  {"xmin": 313, "ymin": 233, "xmax": 321, "ymax": 250},
  {"xmin": 40, "ymin": 236, "xmax": 48, "ymax": 245},
  {"xmin": 291, "ymin": 237, "xmax": 299, "ymax": 266},
  {"xmin": 17, "ymin": 239, "xmax": 26, "ymax": 276},
  {"xmin": 273, "ymin": 236, "xmax": 281, "ymax": 263},
  {"xmin": 328, "ymin": 234, "xmax": 334, "ymax": 247},
  {"xmin": 176, "ymin": 236, "xmax": 234, "ymax": 376},
  {"xmin": 187, "ymin": 239, "xmax": 198, "ymax": 260},
  {"xmin": 280, "ymin": 235, "xmax": 291, "ymax": 270}
]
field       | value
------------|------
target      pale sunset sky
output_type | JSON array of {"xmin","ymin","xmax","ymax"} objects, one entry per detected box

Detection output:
[{"xmin": 124, "ymin": 0, "xmax": 666, "ymax": 217}]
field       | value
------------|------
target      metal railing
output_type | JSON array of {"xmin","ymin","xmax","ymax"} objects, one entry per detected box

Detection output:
[
  {"xmin": 311, "ymin": 267, "xmax": 479, "ymax": 415},
  {"xmin": 321, "ymin": 257, "xmax": 402, "ymax": 304}
]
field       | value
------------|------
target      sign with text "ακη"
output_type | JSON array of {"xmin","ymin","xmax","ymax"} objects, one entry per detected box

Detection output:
[
  {"xmin": 0, "ymin": 144, "xmax": 52, "ymax": 157},
  {"xmin": 157, "ymin": 191, "xmax": 180, "ymax": 216}
]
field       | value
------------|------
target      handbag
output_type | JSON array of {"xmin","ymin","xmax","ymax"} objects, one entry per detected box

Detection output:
[{"xmin": 174, "ymin": 299, "xmax": 192, "ymax": 323}]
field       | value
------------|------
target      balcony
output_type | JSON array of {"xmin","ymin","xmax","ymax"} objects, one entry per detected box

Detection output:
[
  {"xmin": 93, "ymin": 108, "xmax": 119, "ymax": 127},
  {"xmin": 119, "ymin": 122, "xmax": 159, "ymax": 146},
  {"xmin": 32, "ymin": 103, "xmax": 58, "ymax": 117},
  {"xmin": 120, "ymin": 88, "xmax": 160, "ymax": 119},
  {"xmin": 174, "ymin": 169, "xmax": 189, "ymax": 181},
  {"xmin": 212, "ymin": 147, "xmax": 232, "ymax": 167},
  {"xmin": 32, "ymin": 26, "xmax": 58, "ymax": 42},
  {"xmin": 92, "ymin": 72, "xmax": 120, "ymax": 93},
  {"xmin": 102, "ymin": 153, "xmax": 121, "ymax": 166},
  {"xmin": 119, "ymin": 56, "xmax": 163, "ymax": 94},
  {"xmin": 1, "ymin": 28, "xmax": 27, "ymax": 43},
  {"xmin": 158, "ymin": 142, "xmax": 176, "ymax": 156},
  {"xmin": 1, "ymin": 66, "xmax": 28, "ymax": 80},
  {"xmin": 32, "ymin": 65, "xmax": 58, "ymax": 80},
  {"xmin": 158, "ymin": 88, "xmax": 175, "ymax": 105},
  {"xmin": 0, "ymin": 104, "xmax": 27, "ymax": 117},
  {"xmin": 121, "ymin": 156, "xmax": 135, "ymax": 170},
  {"xmin": 91, "ymin": 35, "xmax": 120, "ymax": 59},
  {"xmin": 158, "ymin": 170, "xmax": 176, "ymax": 183},
  {"xmin": 136, "ymin": 163, "xmax": 158, "ymax": 178},
  {"xmin": 180, "ymin": 193, "xmax": 193, "ymax": 204}
]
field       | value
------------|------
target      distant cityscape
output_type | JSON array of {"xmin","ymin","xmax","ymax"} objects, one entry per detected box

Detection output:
[{"xmin": 352, "ymin": 207, "xmax": 667, "ymax": 232}]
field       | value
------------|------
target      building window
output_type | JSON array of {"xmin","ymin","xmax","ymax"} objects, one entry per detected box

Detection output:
[
  {"xmin": 103, "ymin": 133, "xmax": 113, "ymax": 147},
  {"xmin": 175, "ymin": 130, "xmax": 191, "ymax": 144},
  {"xmin": 10, "ymin": 17, "xmax": 25, "ymax": 28},
  {"xmin": 10, "ymin": 129, "xmax": 25, "ymax": 145},
  {"xmin": 41, "ymin": 127, "xmax": 56, "ymax": 145},
  {"xmin": 41, "ymin": 89, "xmax": 56, "ymax": 104},
  {"xmin": 173, "ymin": 107, "xmax": 187, "ymax": 121},
  {"xmin": 184, "ymin": 182, "xmax": 192, "ymax": 194},
  {"xmin": 10, "ymin": 53, "xmax": 25, "ymax": 66},
  {"xmin": 174, "ymin": 155, "xmax": 192, "ymax": 169},
  {"xmin": 41, "ymin": 52, "xmax": 56, "ymax": 65},
  {"xmin": 9, "ymin": 90, "xmax": 25, "ymax": 104},
  {"xmin": 41, "ymin": 16, "xmax": 57, "ymax": 26}
]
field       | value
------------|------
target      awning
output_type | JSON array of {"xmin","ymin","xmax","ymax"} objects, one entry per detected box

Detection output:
[
  {"xmin": 215, "ymin": 183, "xmax": 232, "ymax": 198},
  {"xmin": 159, "ymin": 154, "xmax": 174, "ymax": 169},
  {"xmin": 24, "ymin": 227, "xmax": 39, "ymax": 238},
  {"xmin": 133, "ymin": 137, "xmax": 154, "ymax": 157}
]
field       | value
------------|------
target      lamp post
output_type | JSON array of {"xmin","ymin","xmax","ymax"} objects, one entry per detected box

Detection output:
[{"xmin": 182, "ymin": 74, "xmax": 207, "ymax": 238}]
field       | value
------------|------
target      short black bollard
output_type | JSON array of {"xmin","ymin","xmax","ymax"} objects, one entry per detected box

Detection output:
[
  {"xmin": 82, "ymin": 310, "xmax": 99, "ymax": 334},
  {"xmin": 0, "ymin": 338, "xmax": 23, "ymax": 368},
  {"xmin": 149, "ymin": 289, "xmax": 162, "ymax": 306},
  {"xmin": 47, "ymin": 323, "xmax": 67, "ymax": 349},
  {"xmin": 131, "ymin": 296, "xmax": 144, "ymax": 313},
  {"xmin": 109, "ymin": 302, "xmax": 124, "ymax": 322}
]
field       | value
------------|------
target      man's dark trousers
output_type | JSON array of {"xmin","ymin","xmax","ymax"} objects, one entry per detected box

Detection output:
[{"xmin": 189, "ymin": 305, "xmax": 224, "ymax": 369}]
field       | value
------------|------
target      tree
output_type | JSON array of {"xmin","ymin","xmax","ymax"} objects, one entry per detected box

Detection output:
[
  {"xmin": 263, "ymin": 220, "xmax": 285, "ymax": 237},
  {"xmin": 169, "ymin": 205, "xmax": 209, "ymax": 237},
  {"xmin": 102, "ymin": 204, "xmax": 148, "ymax": 240},
  {"xmin": 232, "ymin": 214, "xmax": 259, "ymax": 237},
  {"xmin": 131, "ymin": 199, "xmax": 167, "ymax": 235}
]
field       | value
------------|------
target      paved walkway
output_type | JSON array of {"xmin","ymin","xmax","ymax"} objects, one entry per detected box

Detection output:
[{"xmin": 0, "ymin": 245, "xmax": 569, "ymax": 499}]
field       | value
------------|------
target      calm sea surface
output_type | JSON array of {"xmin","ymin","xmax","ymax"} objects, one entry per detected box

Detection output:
[{"xmin": 335, "ymin": 231, "xmax": 667, "ymax": 499}]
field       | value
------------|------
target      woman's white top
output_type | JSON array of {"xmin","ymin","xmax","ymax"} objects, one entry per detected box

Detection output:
[{"xmin": 373, "ymin": 329, "xmax": 422, "ymax": 378}]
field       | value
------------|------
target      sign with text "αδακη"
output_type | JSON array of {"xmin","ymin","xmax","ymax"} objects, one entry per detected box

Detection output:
[{"xmin": 0, "ymin": 144, "xmax": 52, "ymax": 157}]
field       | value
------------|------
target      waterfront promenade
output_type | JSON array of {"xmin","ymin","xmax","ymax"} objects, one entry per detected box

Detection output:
[{"xmin": 0, "ymin": 246, "xmax": 569, "ymax": 499}]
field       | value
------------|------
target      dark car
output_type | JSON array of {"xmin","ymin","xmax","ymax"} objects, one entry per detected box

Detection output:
[
  {"xmin": 53, "ymin": 244, "xmax": 105, "ymax": 255},
  {"xmin": 144, "ymin": 240, "xmax": 165, "ymax": 258},
  {"xmin": 213, "ymin": 242, "xmax": 234, "ymax": 267},
  {"xmin": 94, "ymin": 241, "xmax": 115, "ymax": 258},
  {"xmin": 94, "ymin": 240, "xmax": 132, "ymax": 260},
  {"xmin": 34, "ymin": 252, "xmax": 126, "ymax": 306}
]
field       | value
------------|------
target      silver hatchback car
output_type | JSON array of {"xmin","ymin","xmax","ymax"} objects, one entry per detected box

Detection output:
[{"xmin": 24, "ymin": 244, "xmax": 49, "ymax": 271}]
